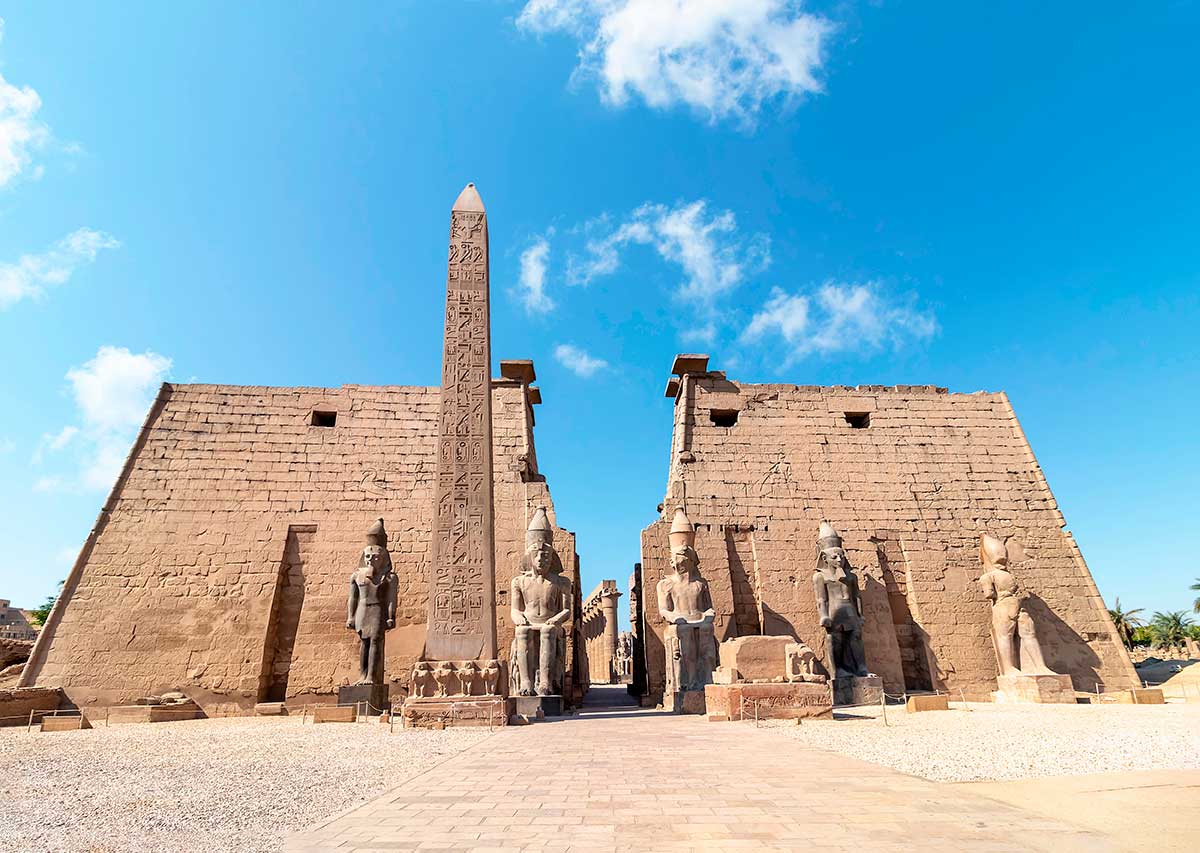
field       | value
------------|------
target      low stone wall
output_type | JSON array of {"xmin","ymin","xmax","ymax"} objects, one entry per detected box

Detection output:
[{"xmin": 0, "ymin": 686, "xmax": 62, "ymax": 727}]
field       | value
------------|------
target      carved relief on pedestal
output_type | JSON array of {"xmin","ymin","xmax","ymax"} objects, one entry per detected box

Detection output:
[{"xmin": 409, "ymin": 658, "xmax": 503, "ymax": 699}]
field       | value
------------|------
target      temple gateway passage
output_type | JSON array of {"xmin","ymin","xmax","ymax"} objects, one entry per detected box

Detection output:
[{"xmin": 18, "ymin": 186, "xmax": 1138, "ymax": 723}]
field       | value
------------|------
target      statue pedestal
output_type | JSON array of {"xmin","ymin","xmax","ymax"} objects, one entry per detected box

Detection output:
[
  {"xmin": 832, "ymin": 675, "xmax": 882, "ymax": 707},
  {"xmin": 704, "ymin": 682, "xmax": 832, "ymax": 722},
  {"xmin": 993, "ymin": 673, "xmax": 1075, "ymax": 704},
  {"xmin": 664, "ymin": 689, "xmax": 707, "ymax": 715},
  {"xmin": 511, "ymin": 695, "xmax": 563, "ymax": 719},
  {"xmin": 401, "ymin": 696, "xmax": 508, "ymax": 728},
  {"xmin": 337, "ymin": 683, "xmax": 390, "ymax": 716}
]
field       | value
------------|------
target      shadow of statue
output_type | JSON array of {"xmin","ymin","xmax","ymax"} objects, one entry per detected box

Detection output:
[{"xmin": 1022, "ymin": 593, "xmax": 1103, "ymax": 690}]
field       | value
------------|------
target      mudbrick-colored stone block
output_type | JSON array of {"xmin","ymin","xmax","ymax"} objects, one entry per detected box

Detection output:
[
  {"xmin": 41, "ymin": 714, "xmax": 91, "ymax": 731},
  {"xmin": 401, "ymin": 696, "xmax": 507, "ymax": 728},
  {"xmin": 717, "ymin": 635, "xmax": 793, "ymax": 682},
  {"xmin": 705, "ymin": 682, "xmax": 832, "ymax": 721},
  {"xmin": 905, "ymin": 693, "xmax": 950, "ymax": 712},
  {"xmin": 1118, "ymin": 688, "xmax": 1165, "ymax": 705},
  {"xmin": 994, "ymin": 673, "xmax": 1077, "ymax": 704},
  {"xmin": 311, "ymin": 705, "xmax": 356, "ymax": 724},
  {"xmin": 0, "ymin": 687, "xmax": 62, "ymax": 728}
]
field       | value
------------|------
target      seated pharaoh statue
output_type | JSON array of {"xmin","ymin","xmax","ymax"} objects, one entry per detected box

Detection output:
[
  {"xmin": 657, "ymin": 507, "xmax": 717, "ymax": 696},
  {"xmin": 813, "ymin": 522, "xmax": 870, "ymax": 680},
  {"xmin": 509, "ymin": 507, "xmax": 572, "ymax": 697},
  {"xmin": 979, "ymin": 534, "xmax": 1056, "ymax": 676}
]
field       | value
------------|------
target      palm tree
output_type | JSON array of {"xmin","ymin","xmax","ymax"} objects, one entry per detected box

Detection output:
[
  {"xmin": 1149, "ymin": 610, "xmax": 1195, "ymax": 650},
  {"xmin": 1107, "ymin": 598, "xmax": 1145, "ymax": 649},
  {"xmin": 1191, "ymin": 578, "xmax": 1200, "ymax": 614}
]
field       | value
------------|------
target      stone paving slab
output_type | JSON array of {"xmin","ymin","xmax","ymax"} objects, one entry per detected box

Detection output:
[{"xmin": 288, "ymin": 704, "xmax": 1117, "ymax": 852}]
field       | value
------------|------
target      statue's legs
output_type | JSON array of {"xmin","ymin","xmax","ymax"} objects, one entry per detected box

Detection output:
[
  {"xmin": 676, "ymin": 625, "xmax": 697, "ymax": 690},
  {"xmin": 515, "ymin": 626, "xmax": 536, "ymax": 696},
  {"xmin": 367, "ymin": 636, "xmax": 385, "ymax": 686},
  {"xmin": 829, "ymin": 630, "xmax": 853, "ymax": 678},
  {"xmin": 664, "ymin": 627, "xmax": 682, "ymax": 694},
  {"xmin": 848, "ymin": 628, "xmax": 869, "ymax": 677},
  {"xmin": 1017, "ymin": 610, "xmax": 1052, "ymax": 674},
  {"xmin": 536, "ymin": 625, "xmax": 558, "ymax": 696},
  {"xmin": 992, "ymin": 602, "xmax": 1021, "ymax": 675},
  {"xmin": 358, "ymin": 637, "xmax": 371, "ymax": 683},
  {"xmin": 697, "ymin": 624, "xmax": 717, "ymax": 687}
]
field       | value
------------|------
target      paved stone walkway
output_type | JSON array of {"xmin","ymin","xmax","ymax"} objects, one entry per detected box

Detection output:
[{"xmin": 288, "ymin": 687, "xmax": 1115, "ymax": 852}]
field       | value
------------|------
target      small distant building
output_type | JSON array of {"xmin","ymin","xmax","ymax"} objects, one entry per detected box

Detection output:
[{"xmin": 0, "ymin": 600, "xmax": 38, "ymax": 642}]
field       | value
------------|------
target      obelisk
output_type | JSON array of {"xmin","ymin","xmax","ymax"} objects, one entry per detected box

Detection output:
[{"xmin": 425, "ymin": 183, "xmax": 498, "ymax": 662}]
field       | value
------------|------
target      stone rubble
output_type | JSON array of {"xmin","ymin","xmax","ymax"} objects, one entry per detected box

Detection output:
[{"xmin": 0, "ymin": 716, "xmax": 490, "ymax": 852}]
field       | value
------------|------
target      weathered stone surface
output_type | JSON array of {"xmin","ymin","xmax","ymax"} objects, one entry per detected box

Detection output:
[
  {"xmin": 254, "ymin": 702, "xmax": 287, "ymax": 716},
  {"xmin": 509, "ymin": 508, "xmax": 571, "ymax": 697},
  {"xmin": 0, "ymin": 686, "xmax": 61, "ymax": 727},
  {"xmin": 41, "ymin": 714, "xmax": 90, "ymax": 731},
  {"xmin": 581, "ymin": 579, "xmax": 623, "ymax": 684},
  {"xmin": 1118, "ymin": 688, "xmax": 1165, "ymax": 705},
  {"xmin": 311, "ymin": 705, "xmax": 356, "ymax": 723},
  {"xmin": 663, "ymin": 689, "xmax": 707, "ymax": 715},
  {"xmin": 658, "ymin": 508, "xmax": 717, "ymax": 697},
  {"xmin": 639, "ymin": 362, "xmax": 1139, "ymax": 704},
  {"xmin": 511, "ymin": 695, "xmax": 562, "ymax": 718},
  {"xmin": 108, "ymin": 700, "xmax": 203, "ymax": 724},
  {"xmin": 345, "ymin": 519, "xmax": 397, "ymax": 686},
  {"xmin": 994, "ymin": 673, "xmax": 1076, "ymax": 704},
  {"xmin": 337, "ymin": 682, "xmax": 390, "ymax": 715},
  {"xmin": 705, "ymin": 682, "xmax": 833, "ymax": 722},
  {"xmin": 402, "ymin": 696, "xmax": 507, "ymax": 728},
  {"xmin": 717, "ymin": 635, "xmax": 793, "ymax": 683},
  {"xmin": 905, "ymin": 693, "xmax": 950, "ymax": 712},
  {"xmin": 833, "ymin": 674, "xmax": 882, "ymax": 707}
]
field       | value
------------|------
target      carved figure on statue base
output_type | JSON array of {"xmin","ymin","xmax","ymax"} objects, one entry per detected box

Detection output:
[
  {"xmin": 411, "ymin": 662, "xmax": 437, "ymax": 698},
  {"xmin": 509, "ymin": 507, "xmax": 571, "ymax": 697},
  {"xmin": 345, "ymin": 519, "xmax": 398, "ymax": 685},
  {"xmin": 813, "ymin": 522, "xmax": 871, "ymax": 679},
  {"xmin": 785, "ymin": 641, "xmax": 827, "ymax": 684},
  {"xmin": 979, "ymin": 534, "xmax": 1057, "ymax": 676},
  {"xmin": 658, "ymin": 508, "xmax": 717, "ymax": 695},
  {"xmin": 457, "ymin": 660, "xmax": 482, "ymax": 696},
  {"xmin": 480, "ymin": 659, "xmax": 500, "ymax": 695},
  {"xmin": 434, "ymin": 662, "xmax": 457, "ymax": 697}
]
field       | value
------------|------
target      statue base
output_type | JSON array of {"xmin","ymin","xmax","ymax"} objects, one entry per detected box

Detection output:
[
  {"xmin": 993, "ymin": 673, "xmax": 1075, "ymax": 704},
  {"xmin": 704, "ymin": 682, "xmax": 832, "ymax": 722},
  {"xmin": 337, "ymin": 683, "xmax": 390, "ymax": 716},
  {"xmin": 664, "ymin": 689, "xmax": 707, "ymax": 715},
  {"xmin": 511, "ymin": 695, "xmax": 563, "ymax": 719},
  {"xmin": 401, "ymin": 696, "xmax": 508, "ymax": 728},
  {"xmin": 832, "ymin": 675, "xmax": 882, "ymax": 707}
]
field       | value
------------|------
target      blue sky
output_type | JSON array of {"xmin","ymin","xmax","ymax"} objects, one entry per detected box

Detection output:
[{"xmin": 1, "ymin": 2, "xmax": 1197, "ymax": 630}]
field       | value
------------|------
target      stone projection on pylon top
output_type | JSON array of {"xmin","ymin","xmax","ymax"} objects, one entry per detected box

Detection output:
[{"xmin": 426, "ymin": 183, "xmax": 498, "ymax": 663}]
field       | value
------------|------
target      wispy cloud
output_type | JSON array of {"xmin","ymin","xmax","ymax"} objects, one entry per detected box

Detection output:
[
  {"xmin": 569, "ymin": 200, "xmax": 768, "ymax": 304},
  {"xmin": 554, "ymin": 343, "xmax": 609, "ymax": 377},
  {"xmin": 517, "ymin": 0, "xmax": 835, "ymax": 126},
  {"xmin": 0, "ymin": 18, "xmax": 51, "ymax": 187},
  {"xmin": 518, "ymin": 232, "xmax": 556, "ymax": 314},
  {"xmin": 0, "ymin": 437, "xmax": 15, "ymax": 455},
  {"xmin": 35, "ymin": 346, "xmax": 172, "ymax": 492},
  {"xmin": 742, "ymin": 281, "xmax": 937, "ymax": 364},
  {"xmin": 0, "ymin": 227, "xmax": 120, "ymax": 310}
]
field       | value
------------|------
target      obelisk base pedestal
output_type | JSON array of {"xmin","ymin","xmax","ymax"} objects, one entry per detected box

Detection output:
[
  {"xmin": 401, "ymin": 696, "xmax": 508, "ymax": 729},
  {"xmin": 337, "ymin": 683, "xmax": 390, "ymax": 716}
]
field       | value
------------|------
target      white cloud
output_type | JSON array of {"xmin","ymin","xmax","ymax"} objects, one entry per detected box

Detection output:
[
  {"xmin": 0, "ymin": 18, "xmax": 51, "ymax": 187},
  {"xmin": 518, "ymin": 233, "xmax": 556, "ymax": 314},
  {"xmin": 569, "ymin": 200, "xmax": 768, "ymax": 303},
  {"xmin": 742, "ymin": 281, "xmax": 936, "ymax": 362},
  {"xmin": 554, "ymin": 343, "xmax": 609, "ymax": 377},
  {"xmin": 517, "ymin": 0, "xmax": 835, "ymax": 125},
  {"xmin": 0, "ymin": 227, "xmax": 120, "ymax": 310},
  {"xmin": 36, "ymin": 346, "xmax": 172, "ymax": 492}
]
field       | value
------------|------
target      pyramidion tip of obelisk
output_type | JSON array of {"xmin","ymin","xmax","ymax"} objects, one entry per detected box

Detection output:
[{"xmin": 453, "ymin": 182, "xmax": 485, "ymax": 212}]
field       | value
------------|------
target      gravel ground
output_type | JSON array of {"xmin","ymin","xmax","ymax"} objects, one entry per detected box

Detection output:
[
  {"xmin": 764, "ymin": 701, "xmax": 1200, "ymax": 782},
  {"xmin": 0, "ymin": 715, "xmax": 492, "ymax": 853}
]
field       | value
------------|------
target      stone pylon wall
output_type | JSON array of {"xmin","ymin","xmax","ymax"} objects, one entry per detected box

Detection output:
[
  {"xmin": 22, "ymin": 378, "xmax": 582, "ymax": 714},
  {"xmin": 639, "ymin": 371, "xmax": 1138, "ymax": 701}
]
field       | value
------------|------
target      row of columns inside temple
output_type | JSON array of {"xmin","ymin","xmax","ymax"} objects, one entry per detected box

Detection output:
[{"xmin": 581, "ymin": 580, "xmax": 623, "ymax": 684}]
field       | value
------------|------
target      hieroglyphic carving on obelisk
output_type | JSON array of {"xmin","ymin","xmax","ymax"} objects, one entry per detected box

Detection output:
[{"xmin": 425, "ymin": 183, "xmax": 498, "ymax": 662}]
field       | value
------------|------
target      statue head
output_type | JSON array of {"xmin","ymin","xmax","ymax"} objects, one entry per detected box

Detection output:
[
  {"xmin": 816, "ymin": 522, "xmax": 850, "ymax": 575},
  {"xmin": 413, "ymin": 661, "xmax": 433, "ymax": 675},
  {"xmin": 980, "ymin": 534, "xmax": 1008, "ymax": 569},
  {"xmin": 523, "ymin": 506, "xmax": 556, "ymax": 576},
  {"xmin": 670, "ymin": 544, "xmax": 700, "ymax": 576},
  {"xmin": 360, "ymin": 519, "xmax": 393, "ymax": 575}
]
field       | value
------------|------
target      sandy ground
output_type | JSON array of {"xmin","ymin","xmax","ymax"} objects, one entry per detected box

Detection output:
[
  {"xmin": 764, "ymin": 700, "xmax": 1200, "ymax": 782},
  {"xmin": 0, "ymin": 715, "xmax": 492, "ymax": 853}
]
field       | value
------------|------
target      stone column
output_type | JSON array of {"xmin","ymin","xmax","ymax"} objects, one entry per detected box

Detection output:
[{"xmin": 601, "ymin": 589, "xmax": 621, "ymax": 684}]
